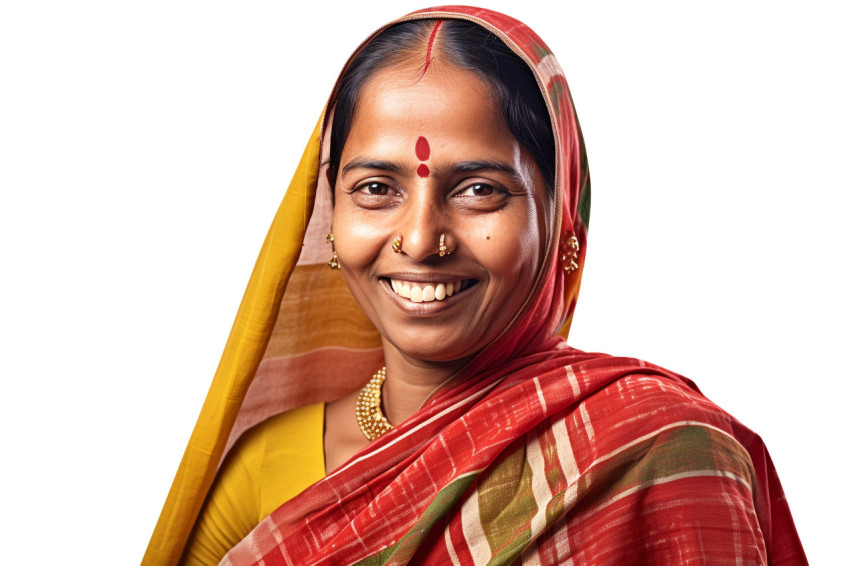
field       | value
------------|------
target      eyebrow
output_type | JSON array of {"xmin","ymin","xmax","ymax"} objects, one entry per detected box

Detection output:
[
  {"xmin": 450, "ymin": 160, "xmax": 527, "ymax": 188},
  {"xmin": 341, "ymin": 158, "xmax": 406, "ymax": 176},
  {"xmin": 451, "ymin": 160, "xmax": 519, "ymax": 178}
]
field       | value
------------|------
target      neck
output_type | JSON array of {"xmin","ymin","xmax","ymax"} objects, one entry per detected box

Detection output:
[{"xmin": 380, "ymin": 340, "xmax": 471, "ymax": 426}]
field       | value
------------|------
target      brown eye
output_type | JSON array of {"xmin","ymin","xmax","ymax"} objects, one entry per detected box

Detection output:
[
  {"xmin": 472, "ymin": 183, "xmax": 493, "ymax": 196},
  {"xmin": 457, "ymin": 183, "xmax": 500, "ymax": 197},
  {"xmin": 358, "ymin": 182, "xmax": 390, "ymax": 195}
]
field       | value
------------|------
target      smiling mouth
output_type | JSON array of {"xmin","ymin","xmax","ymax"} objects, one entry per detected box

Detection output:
[{"xmin": 387, "ymin": 278, "xmax": 475, "ymax": 303}]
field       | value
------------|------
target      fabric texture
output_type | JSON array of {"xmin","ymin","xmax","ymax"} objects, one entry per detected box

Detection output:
[
  {"xmin": 144, "ymin": 5, "xmax": 806, "ymax": 565},
  {"xmin": 225, "ymin": 351, "xmax": 805, "ymax": 565},
  {"xmin": 181, "ymin": 403, "xmax": 325, "ymax": 565}
]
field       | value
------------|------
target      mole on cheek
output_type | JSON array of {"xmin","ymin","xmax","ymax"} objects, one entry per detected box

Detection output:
[{"xmin": 415, "ymin": 136, "xmax": 430, "ymax": 178}]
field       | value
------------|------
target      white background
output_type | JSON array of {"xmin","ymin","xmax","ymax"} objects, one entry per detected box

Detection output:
[{"xmin": 1, "ymin": 1, "xmax": 846, "ymax": 563}]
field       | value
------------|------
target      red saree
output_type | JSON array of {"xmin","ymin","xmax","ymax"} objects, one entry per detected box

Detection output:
[
  {"xmin": 144, "ymin": 6, "xmax": 806, "ymax": 565},
  {"xmin": 225, "ymin": 346, "xmax": 805, "ymax": 565}
]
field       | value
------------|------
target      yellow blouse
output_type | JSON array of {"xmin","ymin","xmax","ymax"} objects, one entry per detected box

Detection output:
[{"xmin": 180, "ymin": 402, "xmax": 326, "ymax": 565}]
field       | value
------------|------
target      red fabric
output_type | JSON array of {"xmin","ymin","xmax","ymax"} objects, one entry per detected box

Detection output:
[{"xmin": 225, "ymin": 346, "xmax": 806, "ymax": 564}]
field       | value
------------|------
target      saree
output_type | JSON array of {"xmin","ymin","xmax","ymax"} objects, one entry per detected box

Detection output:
[{"xmin": 144, "ymin": 6, "xmax": 806, "ymax": 565}]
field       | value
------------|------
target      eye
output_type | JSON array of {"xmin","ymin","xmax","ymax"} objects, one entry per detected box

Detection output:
[
  {"xmin": 356, "ymin": 181, "xmax": 392, "ymax": 196},
  {"xmin": 452, "ymin": 181, "xmax": 510, "ymax": 212},
  {"xmin": 455, "ymin": 182, "xmax": 507, "ymax": 198},
  {"xmin": 348, "ymin": 180, "xmax": 401, "ymax": 210},
  {"xmin": 463, "ymin": 183, "xmax": 494, "ymax": 196}
]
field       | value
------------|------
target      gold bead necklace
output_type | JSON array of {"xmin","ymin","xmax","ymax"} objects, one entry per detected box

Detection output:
[{"xmin": 356, "ymin": 366, "xmax": 393, "ymax": 441}]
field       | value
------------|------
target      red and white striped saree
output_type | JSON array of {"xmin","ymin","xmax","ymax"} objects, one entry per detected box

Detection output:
[{"xmin": 225, "ymin": 343, "xmax": 805, "ymax": 565}]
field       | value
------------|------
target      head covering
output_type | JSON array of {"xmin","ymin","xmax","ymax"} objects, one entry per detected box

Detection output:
[{"xmin": 144, "ymin": 6, "xmax": 804, "ymax": 566}]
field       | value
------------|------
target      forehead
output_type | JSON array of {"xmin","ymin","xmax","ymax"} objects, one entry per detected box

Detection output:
[{"xmin": 343, "ymin": 61, "xmax": 517, "ymax": 160}]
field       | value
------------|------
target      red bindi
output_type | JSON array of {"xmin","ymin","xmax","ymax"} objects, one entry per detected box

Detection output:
[
  {"xmin": 415, "ymin": 136, "xmax": 430, "ymax": 161},
  {"xmin": 415, "ymin": 136, "xmax": 431, "ymax": 177}
]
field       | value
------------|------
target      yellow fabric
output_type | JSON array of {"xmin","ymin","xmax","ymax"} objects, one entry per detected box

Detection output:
[
  {"xmin": 142, "ymin": 114, "xmax": 324, "ymax": 566},
  {"xmin": 180, "ymin": 403, "xmax": 326, "ymax": 565}
]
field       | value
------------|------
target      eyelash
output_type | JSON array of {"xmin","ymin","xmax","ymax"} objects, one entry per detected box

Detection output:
[
  {"xmin": 454, "ymin": 182, "xmax": 506, "ymax": 198},
  {"xmin": 354, "ymin": 181, "xmax": 396, "ymax": 196}
]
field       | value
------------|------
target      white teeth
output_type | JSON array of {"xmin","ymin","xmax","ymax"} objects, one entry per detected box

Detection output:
[
  {"xmin": 410, "ymin": 286, "xmax": 423, "ymax": 302},
  {"xmin": 390, "ymin": 278, "xmax": 468, "ymax": 302},
  {"xmin": 422, "ymin": 285, "xmax": 435, "ymax": 302},
  {"xmin": 435, "ymin": 283, "xmax": 446, "ymax": 300}
]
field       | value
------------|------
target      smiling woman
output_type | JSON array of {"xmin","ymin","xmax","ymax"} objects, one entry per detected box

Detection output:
[{"xmin": 144, "ymin": 7, "xmax": 807, "ymax": 566}]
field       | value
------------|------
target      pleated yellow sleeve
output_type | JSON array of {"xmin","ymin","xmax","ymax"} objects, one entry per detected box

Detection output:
[{"xmin": 180, "ymin": 403, "xmax": 326, "ymax": 566}]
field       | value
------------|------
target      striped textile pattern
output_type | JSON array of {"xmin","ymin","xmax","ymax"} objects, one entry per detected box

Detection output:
[{"xmin": 224, "ymin": 345, "xmax": 806, "ymax": 564}]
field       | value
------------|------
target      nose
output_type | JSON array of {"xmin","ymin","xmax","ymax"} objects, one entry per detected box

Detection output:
[{"xmin": 396, "ymin": 195, "xmax": 445, "ymax": 262}]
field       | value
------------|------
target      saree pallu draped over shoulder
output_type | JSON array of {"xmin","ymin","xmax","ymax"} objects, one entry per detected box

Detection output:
[
  {"xmin": 144, "ymin": 5, "xmax": 806, "ymax": 565},
  {"xmin": 224, "ymin": 347, "xmax": 804, "ymax": 565}
]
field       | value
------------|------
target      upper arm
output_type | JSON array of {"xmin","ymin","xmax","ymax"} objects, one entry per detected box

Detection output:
[
  {"xmin": 613, "ymin": 424, "xmax": 768, "ymax": 564},
  {"xmin": 180, "ymin": 430, "xmax": 264, "ymax": 566}
]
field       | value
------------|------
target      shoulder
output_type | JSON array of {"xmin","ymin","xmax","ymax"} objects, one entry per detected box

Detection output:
[
  {"xmin": 250, "ymin": 401, "xmax": 325, "ymax": 439},
  {"xmin": 230, "ymin": 402, "xmax": 325, "ymax": 470},
  {"xmin": 235, "ymin": 402, "xmax": 324, "ymax": 446},
  {"xmin": 551, "ymin": 344, "xmax": 739, "ymax": 433},
  {"xmin": 561, "ymin": 358, "xmax": 768, "ymax": 557},
  {"xmin": 551, "ymin": 348, "xmax": 758, "ymax": 482},
  {"xmin": 525, "ymin": 343, "xmax": 751, "ymax": 461},
  {"xmin": 181, "ymin": 403, "xmax": 326, "ymax": 564},
  {"xmin": 212, "ymin": 404, "xmax": 325, "ymax": 527},
  {"xmin": 539, "ymin": 346, "xmax": 807, "ymax": 561}
]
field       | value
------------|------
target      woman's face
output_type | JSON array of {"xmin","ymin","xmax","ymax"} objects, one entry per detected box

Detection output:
[{"xmin": 332, "ymin": 59, "xmax": 550, "ymax": 365}]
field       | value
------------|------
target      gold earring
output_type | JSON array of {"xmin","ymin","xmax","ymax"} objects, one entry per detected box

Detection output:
[
  {"xmin": 392, "ymin": 235, "xmax": 403, "ymax": 254},
  {"xmin": 327, "ymin": 233, "xmax": 340, "ymax": 269},
  {"xmin": 561, "ymin": 233, "xmax": 579, "ymax": 274},
  {"xmin": 439, "ymin": 233, "xmax": 450, "ymax": 257}
]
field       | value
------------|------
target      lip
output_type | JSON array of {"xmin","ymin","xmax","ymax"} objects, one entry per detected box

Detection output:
[
  {"xmin": 379, "ymin": 275, "xmax": 479, "ymax": 315},
  {"xmin": 381, "ymin": 271, "xmax": 472, "ymax": 284}
]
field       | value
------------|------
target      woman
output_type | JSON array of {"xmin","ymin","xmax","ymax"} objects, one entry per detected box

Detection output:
[{"xmin": 144, "ymin": 6, "xmax": 806, "ymax": 565}]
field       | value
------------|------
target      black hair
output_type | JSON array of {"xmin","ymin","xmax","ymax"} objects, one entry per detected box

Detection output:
[{"xmin": 327, "ymin": 19, "xmax": 555, "ymax": 195}]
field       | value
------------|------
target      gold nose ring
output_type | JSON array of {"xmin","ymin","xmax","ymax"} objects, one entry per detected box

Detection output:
[
  {"xmin": 439, "ymin": 233, "xmax": 450, "ymax": 257},
  {"xmin": 392, "ymin": 235, "xmax": 403, "ymax": 254}
]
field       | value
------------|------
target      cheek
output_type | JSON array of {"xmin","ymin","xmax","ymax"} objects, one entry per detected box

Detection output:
[
  {"xmin": 332, "ymin": 205, "xmax": 385, "ymax": 274},
  {"xmin": 469, "ymin": 206, "xmax": 542, "ymax": 286},
  {"xmin": 501, "ymin": 228, "xmax": 541, "ymax": 284}
]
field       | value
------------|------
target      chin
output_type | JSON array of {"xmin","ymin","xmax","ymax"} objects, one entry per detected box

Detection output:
[{"xmin": 384, "ymin": 330, "xmax": 483, "ymax": 366}]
